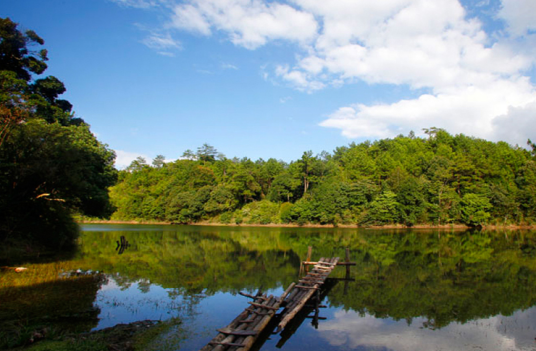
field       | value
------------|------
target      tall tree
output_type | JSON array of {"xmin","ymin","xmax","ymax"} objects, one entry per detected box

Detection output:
[
  {"xmin": 0, "ymin": 18, "xmax": 117, "ymax": 248},
  {"xmin": 0, "ymin": 18, "xmax": 48, "ymax": 81}
]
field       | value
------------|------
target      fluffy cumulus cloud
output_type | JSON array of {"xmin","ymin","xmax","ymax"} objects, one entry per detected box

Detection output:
[
  {"xmin": 497, "ymin": 0, "xmax": 536, "ymax": 37},
  {"xmin": 116, "ymin": 0, "xmax": 536, "ymax": 145},
  {"xmin": 170, "ymin": 0, "xmax": 318, "ymax": 49},
  {"xmin": 291, "ymin": 0, "xmax": 536, "ymax": 144}
]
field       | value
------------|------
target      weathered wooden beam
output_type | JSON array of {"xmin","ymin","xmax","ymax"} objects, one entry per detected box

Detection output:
[
  {"xmin": 206, "ymin": 294, "xmax": 272, "ymax": 351},
  {"xmin": 298, "ymin": 279, "xmax": 324, "ymax": 284},
  {"xmin": 209, "ymin": 342, "xmax": 246, "ymax": 347},
  {"xmin": 295, "ymin": 285, "xmax": 320, "ymax": 289},
  {"xmin": 217, "ymin": 328, "xmax": 258, "ymax": 336},
  {"xmin": 278, "ymin": 257, "xmax": 340, "ymax": 332},
  {"xmin": 234, "ymin": 283, "xmax": 296, "ymax": 351},
  {"xmin": 239, "ymin": 292, "xmax": 268, "ymax": 300},
  {"xmin": 247, "ymin": 302, "xmax": 280, "ymax": 310}
]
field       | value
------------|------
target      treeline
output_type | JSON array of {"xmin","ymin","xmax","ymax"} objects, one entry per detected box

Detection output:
[{"xmin": 110, "ymin": 129, "xmax": 536, "ymax": 227}]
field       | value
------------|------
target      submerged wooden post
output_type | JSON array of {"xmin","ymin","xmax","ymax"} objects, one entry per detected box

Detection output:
[
  {"xmin": 344, "ymin": 247, "xmax": 350, "ymax": 296},
  {"xmin": 305, "ymin": 246, "xmax": 312, "ymax": 274},
  {"xmin": 345, "ymin": 247, "xmax": 351, "ymax": 277}
]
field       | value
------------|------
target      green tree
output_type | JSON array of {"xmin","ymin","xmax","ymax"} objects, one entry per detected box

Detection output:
[
  {"xmin": 196, "ymin": 143, "xmax": 219, "ymax": 163},
  {"xmin": 366, "ymin": 191, "xmax": 400, "ymax": 224},
  {"xmin": 126, "ymin": 156, "xmax": 149, "ymax": 172},
  {"xmin": 0, "ymin": 120, "xmax": 116, "ymax": 246},
  {"xmin": 0, "ymin": 18, "xmax": 116, "ymax": 248},
  {"xmin": 460, "ymin": 193, "xmax": 492, "ymax": 226},
  {"xmin": 0, "ymin": 18, "xmax": 48, "ymax": 81},
  {"xmin": 152, "ymin": 154, "xmax": 166, "ymax": 168}
]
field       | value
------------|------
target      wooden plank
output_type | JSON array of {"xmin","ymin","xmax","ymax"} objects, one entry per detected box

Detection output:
[
  {"xmin": 248, "ymin": 302, "xmax": 279, "ymax": 310},
  {"xmin": 295, "ymin": 285, "xmax": 320, "ymax": 289},
  {"xmin": 278, "ymin": 257, "xmax": 340, "ymax": 332},
  {"xmin": 251, "ymin": 311, "xmax": 272, "ymax": 316},
  {"xmin": 239, "ymin": 292, "xmax": 268, "ymax": 300},
  {"xmin": 235, "ymin": 288, "xmax": 290, "ymax": 351},
  {"xmin": 209, "ymin": 342, "xmax": 246, "ymax": 347},
  {"xmin": 204, "ymin": 293, "xmax": 272, "ymax": 351},
  {"xmin": 298, "ymin": 279, "xmax": 324, "ymax": 284},
  {"xmin": 217, "ymin": 329, "xmax": 258, "ymax": 336}
]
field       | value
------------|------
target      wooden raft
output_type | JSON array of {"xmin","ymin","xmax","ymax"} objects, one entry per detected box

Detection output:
[
  {"xmin": 200, "ymin": 283, "xmax": 295, "ymax": 351},
  {"xmin": 276, "ymin": 257, "xmax": 339, "ymax": 332},
  {"xmin": 201, "ymin": 249, "xmax": 354, "ymax": 351}
]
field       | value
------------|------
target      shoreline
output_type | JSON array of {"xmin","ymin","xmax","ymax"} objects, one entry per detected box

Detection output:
[{"xmin": 78, "ymin": 220, "xmax": 535, "ymax": 230}]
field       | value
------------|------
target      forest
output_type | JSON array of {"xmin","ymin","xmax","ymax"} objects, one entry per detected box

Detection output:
[{"xmin": 110, "ymin": 131, "xmax": 536, "ymax": 227}]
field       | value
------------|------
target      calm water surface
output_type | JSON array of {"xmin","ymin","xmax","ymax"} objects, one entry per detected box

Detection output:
[{"xmin": 65, "ymin": 225, "xmax": 536, "ymax": 350}]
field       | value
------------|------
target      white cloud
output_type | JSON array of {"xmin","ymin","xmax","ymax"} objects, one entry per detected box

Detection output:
[
  {"xmin": 171, "ymin": 4, "xmax": 212, "ymax": 36},
  {"xmin": 318, "ymin": 308, "xmax": 536, "ymax": 351},
  {"xmin": 280, "ymin": 96, "xmax": 292, "ymax": 103},
  {"xmin": 221, "ymin": 63, "xmax": 238, "ymax": 70},
  {"xmin": 493, "ymin": 101, "xmax": 536, "ymax": 145},
  {"xmin": 321, "ymin": 78, "xmax": 536, "ymax": 140},
  {"xmin": 114, "ymin": 150, "xmax": 150, "ymax": 169},
  {"xmin": 141, "ymin": 32, "xmax": 181, "ymax": 56},
  {"xmin": 296, "ymin": 0, "xmax": 536, "ymax": 145},
  {"xmin": 275, "ymin": 64, "xmax": 325, "ymax": 92},
  {"xmin": 169, "ymin": 0, "xmax": 318, "ymax": 49},
  {"xmin": 109, "ymin": 0, "xmax": 164, "ymax": 9},
  {"xmin": 497, "ymin": 0, "xmax": 536, "ymax": 37}
]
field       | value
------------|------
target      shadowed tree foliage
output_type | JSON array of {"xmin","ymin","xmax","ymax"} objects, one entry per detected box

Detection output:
[{"xmin": 0, "ymin": 18, "xmax": 116, "ymax": 249}]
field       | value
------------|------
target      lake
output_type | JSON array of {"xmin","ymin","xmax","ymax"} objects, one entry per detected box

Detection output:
[{"xmin": 2, "ymin": 224, "xmax": 536, "ymax": 350}]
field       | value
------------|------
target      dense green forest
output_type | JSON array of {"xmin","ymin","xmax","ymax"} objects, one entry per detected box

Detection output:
[
  {"xmin": 111, "ymin": 131, "xmax": 536, "ymax": 227},
  {"xmin": 0, "ymin": 18, "xmax": 116, "ymax": 248}
]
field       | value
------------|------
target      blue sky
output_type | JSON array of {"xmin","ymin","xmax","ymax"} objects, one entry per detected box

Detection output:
[{"xmin": 3, "ymin": 0, "xmax": 536, "ymax": 168}]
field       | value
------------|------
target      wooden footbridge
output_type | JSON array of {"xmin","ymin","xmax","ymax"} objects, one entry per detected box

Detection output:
[{"xmin": 200, "ymin": 248, "xmax": 355, "ymax": 351}]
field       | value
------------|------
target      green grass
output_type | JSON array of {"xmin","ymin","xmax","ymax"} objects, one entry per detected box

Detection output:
[{"xmin": 20, "ymin": 319, "xmax": 182, "ymax": 351}]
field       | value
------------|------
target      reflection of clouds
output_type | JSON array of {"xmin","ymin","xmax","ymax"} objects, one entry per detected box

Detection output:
[
  {"xmin": 318, "ymin": 308, "xmax": 536, "ymax": 351},
  {"xmin": 496, "ymin": 309, "xmax": 536, "ymax": 351},
  {"xmin": 93, "ymin": 276, "xmax": 183, "ymax": 330}
]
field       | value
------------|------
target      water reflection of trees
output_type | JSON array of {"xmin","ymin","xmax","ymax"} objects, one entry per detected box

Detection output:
[
  {"xmin": 79, "ymin": 226, "xmax": 536, "ymax": 328},
  {"xmin": 328, "ymin": 230, "xmax": 536, "ymax": 328}
]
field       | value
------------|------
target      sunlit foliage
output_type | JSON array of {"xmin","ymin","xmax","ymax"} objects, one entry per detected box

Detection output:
[{"xmin": 112, "ymin": 129, "xmax": 536, "ymax": 226}]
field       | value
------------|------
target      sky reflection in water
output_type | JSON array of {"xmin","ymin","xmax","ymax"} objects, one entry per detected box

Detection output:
[
  {"xmin": 316, "ymin": 307, "xmax": 536, "ymax": 351},
  {"xmin": 79, "ymin": 225, "xmax": 536, "ymax": 351}
]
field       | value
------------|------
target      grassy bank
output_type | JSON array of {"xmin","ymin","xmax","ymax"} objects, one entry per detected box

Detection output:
[
  {"xmin": 16, "ymin": 319, "xmax": 181, "ymax": 351},
  {"xmin": 0, "ymin": 260, "xmax": 182, "ymax": 351}
]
